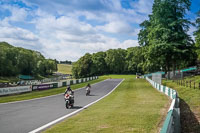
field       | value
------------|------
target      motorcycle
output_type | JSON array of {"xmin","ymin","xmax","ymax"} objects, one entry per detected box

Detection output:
[
  {"xmin": 86, "ymin": 87, "xmax": 90, "ymax": 96},
  {"xmin": 64, "ymin": 91, "xmax": 74, "ymax": 109}
]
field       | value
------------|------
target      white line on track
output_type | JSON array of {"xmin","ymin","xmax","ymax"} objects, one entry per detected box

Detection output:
[
  {"xmin": 0, "ymin": 79, "xmax": 109, "ymax": 105},
  {"xmin": 28, "ymin": 79, "xmax": 124, "ymax": 133}
]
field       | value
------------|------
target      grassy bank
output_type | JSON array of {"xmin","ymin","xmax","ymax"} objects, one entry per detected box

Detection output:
[
  {"xmin": 163, "ymin": 79, "xmax": 200, "ymax": 133},
  {"xmin": 43, "ymin": 75, "xmax": 169, "ymax": 133},
  {"xmin": 0, "ymin": 78, "xmax": 106, "ymax": 103},
  {"xmin": 57, "ymin": 64, "xmax": 72, "ymax": 74}
]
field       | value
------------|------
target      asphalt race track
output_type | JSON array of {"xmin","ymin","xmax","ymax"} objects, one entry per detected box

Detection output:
[{"xmin": 0, "ymin": 79, "xmax": 123, "ymax": 133}]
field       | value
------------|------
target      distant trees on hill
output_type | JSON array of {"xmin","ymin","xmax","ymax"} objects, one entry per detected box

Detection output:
[
  {"xmin": 72, "ymin": 47, "xmax": 146, "ymax": 78},
  {"xmin": 0, "ymin": 42, "xmax": 57, "ymax": 77},
  {"xmin": 59, "ymin": 60, "xmax": 72, "ymax": 64}
]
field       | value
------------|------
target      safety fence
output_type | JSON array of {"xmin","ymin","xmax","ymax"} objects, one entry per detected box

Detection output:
[
  {"xmin": 0, "ymin": 76, "xmax": 98, "ymax": 96},
  {"xmin": 145, "ymin": 77, "xmax": 180, "ymax": 133},
  {"xmin": 175, "ymin": 79, "xmax": 200, "ymax": 90}
]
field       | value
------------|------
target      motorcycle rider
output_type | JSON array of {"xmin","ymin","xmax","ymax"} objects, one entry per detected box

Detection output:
[
  {"xmin": 86, "ymin": 83, "xmax": 91, "ymax": 95},
  {"xmin": 64, "ymin": 85, "xmax": 74, "ymax": 108},
  {"xmin": 86, "ymin": 83, "xmax": 91, "ymax": 88},
  {"xmin": 64, "ymin": 85, "xmax": 73, "ymax": 95}
]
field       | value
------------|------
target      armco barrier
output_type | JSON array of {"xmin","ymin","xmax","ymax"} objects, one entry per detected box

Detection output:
[{"xmin": 145, "ymin": 77, "xmax": 180, "ymax": 133}]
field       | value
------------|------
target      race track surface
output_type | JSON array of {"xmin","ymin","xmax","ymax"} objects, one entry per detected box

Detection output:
[{"xmin": 0, "ymin": 79, "xmax": 123, "ymax": 133}]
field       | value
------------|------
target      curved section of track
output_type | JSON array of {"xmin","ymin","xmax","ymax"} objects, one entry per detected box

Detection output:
[{"xmin": 0, "ymin": 79, "xmax": 123, "ymax": 133}]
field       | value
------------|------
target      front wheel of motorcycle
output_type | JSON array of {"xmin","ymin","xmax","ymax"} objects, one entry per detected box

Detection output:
[{"xmin": 66, "ymin": 101, "xmax": 69, "ymax": 109}]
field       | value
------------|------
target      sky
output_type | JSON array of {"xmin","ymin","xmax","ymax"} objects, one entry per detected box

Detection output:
[{"xmin": 0, "ymin": 0, "xmax": 200, "ymax": 61}]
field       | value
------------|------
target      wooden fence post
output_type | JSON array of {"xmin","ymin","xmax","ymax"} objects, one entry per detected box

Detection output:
[{"xmin": 199, "ymin": 82, "xmax": 200, "ymax": 89}]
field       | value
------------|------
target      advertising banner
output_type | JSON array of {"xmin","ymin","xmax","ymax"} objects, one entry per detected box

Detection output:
[
  {"xmin": 32, "ymin": 84, "xmax": 54, "ymax": 90},
  {"xmin": 0, "ymin": 86, "xmax": 31, "ymax": 96}
]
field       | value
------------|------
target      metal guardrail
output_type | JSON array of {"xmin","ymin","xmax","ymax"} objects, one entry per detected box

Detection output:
[{"xmin": 145, "ymin": 77, "xmax": 180, "ymax": 133}]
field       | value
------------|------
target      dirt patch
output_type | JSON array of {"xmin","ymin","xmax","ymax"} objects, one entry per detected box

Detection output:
[
  {"xmin": 193, "ymin": 106, "xmax": 200, "ymax": 122},
  {"xmin": 156, "ymin": 98, "xmax": 172, "ymax": 133}
]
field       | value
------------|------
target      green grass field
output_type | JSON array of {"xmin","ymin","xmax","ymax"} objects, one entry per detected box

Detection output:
[
  {"xmin": 57, "ymin": 64, "xmax": 72, "ymax": 74},
  {"xmin": 162, "ymin": 77, "xmax": 200, "ymax": 132},
  {"xmin": 0, "ymin": 78, "xmax": 106, "ymax": 103},
  {"xmin": 43, "ymin": 75, "xmax": 169, "ymax": 133}
]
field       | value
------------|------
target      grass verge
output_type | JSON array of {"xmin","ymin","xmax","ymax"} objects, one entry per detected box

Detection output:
[
  {"xmin": 57, "ymin": 64, "xmax": 72, "ymax": 74},
  {"xmin": 162, "ymin": 79, "xmax": 200, "ymax": 133},
  {"xmin": 43, "ymin": 75, "xmax": 169, "ymax": 133},
  {"xmin": 0, "ymin": 77, "xmax": 106, "ymax": 103}
]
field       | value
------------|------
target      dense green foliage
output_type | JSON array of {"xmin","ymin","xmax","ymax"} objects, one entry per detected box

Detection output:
[
  {"xmin": 194, "ymin": 11, "xmax": 200, "ymax": 60},
  {"xmin": 0, "ymin": 42, "xmax": 57, "ymax": 77},
  {"xmin": 72, "ymin": 48, "xmax": 145, "ymax": 78},
  {"xmin": 138, "ymin": 0, "xmax": 196, "ymax": 74}
]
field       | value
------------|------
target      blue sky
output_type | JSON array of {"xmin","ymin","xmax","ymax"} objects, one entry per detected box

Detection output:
[{"xmin": 0, "ymin": 0, "xmax": 199, "ymax": 61}]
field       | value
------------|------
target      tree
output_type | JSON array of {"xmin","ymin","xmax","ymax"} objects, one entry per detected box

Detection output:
[
  {"xmin": 194, "ymin": 11, "xmax": 200, "ymax": 60},
  {"xmin": 125, "ymin": 47, "xmax": 144, "ymax": 74},
  {"xmin": 91, "ymin": 52, "xmax": 107, "ymax": 75},
  {"xmin": 105, "ymin": 49, "xmax": 126, "ymax": 74},
  {"xmin": 0, "ymin": 42, "xmax": 58, "ymax": 78},
  {"xmin": 72, "ymin": 53, "xmax": 92, "ymax": 78},
  {"xmin": 138, "ymin": 0, "xmax": 195, "ymax": 76}
]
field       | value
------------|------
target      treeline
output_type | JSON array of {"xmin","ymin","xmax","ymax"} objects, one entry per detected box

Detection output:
[
  {"xmin": 72, "ymin": 0, "xmax": 200, "ymax": 78},
  {"xmin": 72, "ymin": 47, "xmax": 149, "ymax": 78},
  {"xmin": 59, "ymin": 60, "xmax": 72, "ymax": 64},
  {"xmin": 0, "ymin": 42, "xmax": 57, "ymax": 77}
]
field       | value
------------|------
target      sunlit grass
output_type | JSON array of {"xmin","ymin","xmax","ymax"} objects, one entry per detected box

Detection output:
[{"xmin": 57, "ymin": 64, "xmax": 72, "ymax": 74}]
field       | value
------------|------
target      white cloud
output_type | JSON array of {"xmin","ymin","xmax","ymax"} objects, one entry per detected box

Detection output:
[
  {"xmin": 0, "ymin": 0, "xmax": 146, "ymax": 61},
  {"xmin": 0, "ymin": 26, "xmax": 39, "ymax": 45},
  {"xmin": 2, "ymin": 5, "xmax": 28, "ymax": 22},
  {"xmin": 131, "ymin": 0, "xmax": 154, "ymax": 14}
]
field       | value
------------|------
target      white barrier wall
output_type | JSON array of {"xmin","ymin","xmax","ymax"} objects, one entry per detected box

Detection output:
[
  {"xmin": 73, "ymin": 79, "xmax": 76, "ymax": 84},
  {"xmin": 145, "ymin": 77, "xmax": 180, "ymax": 133},
  {"xmin": 58, "ymin": 82, "xmax": 62, "ymax": 87},
  {"xmin": 0, "ymin": 86, "xmax": 32, "ymax": 96},
  {"xmin": 67, "ymin": 80, "xmax": 70, "ymax": 86}
]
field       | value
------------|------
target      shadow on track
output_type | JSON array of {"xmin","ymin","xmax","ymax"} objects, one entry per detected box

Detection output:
[
  {"xmin": 71, "ymin": 106, "xmax": 83, "ymax": 109},
  {"xmin": 87, "ymin": 94, "xmax": 98, "ymax": 96}
]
